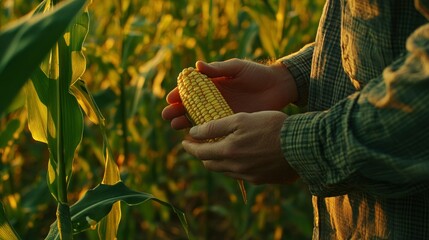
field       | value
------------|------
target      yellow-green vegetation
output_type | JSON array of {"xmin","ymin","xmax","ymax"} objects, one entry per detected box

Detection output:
[{"xmin": 0, "ymin": 0, "xmax": 324, "ymax": 239}]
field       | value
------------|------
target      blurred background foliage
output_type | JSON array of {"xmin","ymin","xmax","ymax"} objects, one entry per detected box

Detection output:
[{"xmin": 0, "ymin": 0, "xmax": 324, "ymax": 239}]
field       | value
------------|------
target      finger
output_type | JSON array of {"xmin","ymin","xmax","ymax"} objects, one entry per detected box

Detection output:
[
  {"xmin": 196, "ymin": 58, "xmax": 244, "ymax": 78},
  {"xmin": 171, "ymin": 116, "xmax": 192, "ymax": 130},
  {"xmin": 182, "ymin": 139, "xmax": 227, "ymax": 160},
  {"xmin": 189, "ymin": 115, "xmax": 237, "ymax": 140},
  {"xmin": 161, "ymin": 102, "xmax": 186, "ymax": 120},
  {"xmin": 166, "ymin": 87, "xmax": 181, "ymax": 104},
  {"xmin": 201, "ymin": 159, "xmax": 229, "ymax": 172}
]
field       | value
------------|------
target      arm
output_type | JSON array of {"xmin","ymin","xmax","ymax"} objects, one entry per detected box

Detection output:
[{"xmin": 282, "ymin": 24, "xmax": 429, "ymax": 198}]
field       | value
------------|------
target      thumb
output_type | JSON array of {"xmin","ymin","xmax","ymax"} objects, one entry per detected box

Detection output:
[
  {"xmin": 196, "ymin": 58, "xmax": 245, "ymax": 78},
  {"xmin": 189, "ymin": 115, "xmax": 236, "ymax": 140}
]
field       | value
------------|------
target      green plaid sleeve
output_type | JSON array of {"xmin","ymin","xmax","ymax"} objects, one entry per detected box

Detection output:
[
  {"xmin": 281, "ymin": 24, "xmax": 429, "ymax": 198},
  {"xmin": 278, "ymin": 43, "xmax": 314, "ymax": 106}
]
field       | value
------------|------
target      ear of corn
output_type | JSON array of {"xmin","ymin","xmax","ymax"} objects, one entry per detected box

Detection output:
[
  {"xmin": 177, "ymin": 67, "xmax": 247, "ymax": 204},
  {"xmin": 177, "ymin": 67, "xmax": 234, "ymax": 125}
]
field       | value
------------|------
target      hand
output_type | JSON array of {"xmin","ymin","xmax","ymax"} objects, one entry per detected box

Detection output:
[
  {"xmin": 182, "ymin": 111, "xmax": 299, "ymax": 185},
  {"xmin": 162, "ymin": 58, "xmax": 297, "ymax": 130}
]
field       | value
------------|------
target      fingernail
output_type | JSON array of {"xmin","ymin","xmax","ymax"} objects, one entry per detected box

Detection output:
[{"xmin": 189, "ymin": 126, "xmax": 198, "ymax": 136}]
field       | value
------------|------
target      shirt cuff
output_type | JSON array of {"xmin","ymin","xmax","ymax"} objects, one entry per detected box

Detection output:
[
  {"xmin": 280, "ymin": 111, "xmax": 328, "ymax": 195},
  {"xmin": 277, "ymin": 43, "xmax": 314, "ymax": 106},
  {"xmin": 280, "ymin": 102, "xmax": 358, "ymax": 197}
]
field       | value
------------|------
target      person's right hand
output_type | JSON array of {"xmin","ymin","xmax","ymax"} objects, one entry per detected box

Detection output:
[{"xmin": 162, "ymin": 58, "xmax": 297, "ymax": 130}]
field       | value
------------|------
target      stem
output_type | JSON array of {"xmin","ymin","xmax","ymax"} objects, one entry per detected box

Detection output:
[
  {"xmin": 56, "ymin": 36, "xmax": 73, "ymax": 240},
  {"xmin": 55, "ymin": 44, "xmax": 68, "ymax": 206},
  {"xmin": 118, "ymin": 0, "xmax": 129, "ymax": 163}
]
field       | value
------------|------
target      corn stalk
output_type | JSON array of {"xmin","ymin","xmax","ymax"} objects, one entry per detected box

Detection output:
[
  {"xmin": 26, "ymin": 0, "xmax": 87, "ymax": 237},
  {"xmin": 21, "ymin": 0, "xmax": 188, "ymax": 239},
  {"xmin": 0, "ymin": 0, "xmax": 86, "ymax": 238}
]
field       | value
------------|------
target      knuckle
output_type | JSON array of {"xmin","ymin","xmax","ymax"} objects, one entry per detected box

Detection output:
[
  {"xmin": 233, "ymin": 112, "xmax": 247, "ymax": 121},
  {"xmin": 205, "ymin": 121, "xmax": 217, "ymax": 136},
  {"xmin": 230, "ymin": 58, "xmax": 241, "ymax": 63},
  {"xmin": 232, "ymin": 112, "xmax": 249, "ymax": 129}
]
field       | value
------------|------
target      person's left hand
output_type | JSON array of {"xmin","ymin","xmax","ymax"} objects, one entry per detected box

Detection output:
[{"xmin": 182, "ymin": 111, "xmax": 299, "ymax": 184}]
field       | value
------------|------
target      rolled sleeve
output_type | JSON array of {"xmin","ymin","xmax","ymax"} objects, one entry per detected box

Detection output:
[
  {"xmin": 280, "ymin": 111, "xmax": 329, "ymax": 192},
  {"xmin": 281, "ymin": 99, "xmax": 356, "ymax": 197},
  {"xmin": 280, "ymin": 24, "xmax": 429, "ymax": 198}
]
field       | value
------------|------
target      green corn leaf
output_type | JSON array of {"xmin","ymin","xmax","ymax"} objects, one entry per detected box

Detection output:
[
  {"xmin": 0, "ymin": 0, "xmax": 86, "ymax": 114},
  {"xmin": 68, "ymin": 9, "xmax": 89, "ymax": 86},
  {"xmin": 44, "ymin": 182, "xmax": 189, "ymax": 240},
  {"xmin": 0, "ymin": 201, "xmax": 21, "ymax": 240},
  {"xmin": 25, "ymin": 69, "xmax": 50, "ymax": 143},
  {"xmin": 70, "ymin": 79, "xmax": 105, "ymax": 125}
]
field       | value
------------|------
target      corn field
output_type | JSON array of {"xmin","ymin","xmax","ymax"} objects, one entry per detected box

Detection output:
[{"xmin": 0, "ymin": 0, "xmax": 323, "ymax": 239}]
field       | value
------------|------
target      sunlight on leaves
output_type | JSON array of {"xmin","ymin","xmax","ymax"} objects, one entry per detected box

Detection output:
[
  {"xmin": 26, "ymin": 76, "xmax": 49, "ymax": 143},
  {"xmin": 0, "ymin": 0, "xmax": 86, "ymax": 114},
  {"xmin": 70, "ymin": 79, "xmax": 105, "ymax": 125},
  {"xmin": 25, "ymin": 0, "xmax": 86, "ymax": 202},
  {"xmin": 0, "ymin": 202, "xmax": 20, "ymax": 240},
  {"xmin": 98, "ymin": 136, "xmax": 122, "ymax": 240},
  {"xmin": 45, "ymin": 182, "xmax": 189, "ymax": 239}
]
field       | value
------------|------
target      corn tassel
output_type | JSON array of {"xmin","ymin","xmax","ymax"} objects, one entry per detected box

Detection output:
[{"xmin": 177, "ymin": 67, "xmax": 247, "ymax": 204}]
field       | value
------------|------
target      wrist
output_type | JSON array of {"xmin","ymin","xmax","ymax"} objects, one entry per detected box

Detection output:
[{"xmin": 269, "ymin": 62, "xmax": 299, "ymax": 104}]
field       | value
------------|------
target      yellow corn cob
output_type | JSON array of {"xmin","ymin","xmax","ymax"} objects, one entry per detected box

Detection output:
[{"xmin": 177, "ymin": 67, "xmax": 247, "ymax": 204}]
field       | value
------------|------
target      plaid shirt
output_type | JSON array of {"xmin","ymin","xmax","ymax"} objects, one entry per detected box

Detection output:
[{"xmin": 279, "ymin": 0, "xmax": 429, "ymax": 239}]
